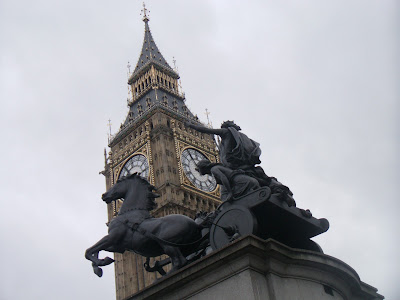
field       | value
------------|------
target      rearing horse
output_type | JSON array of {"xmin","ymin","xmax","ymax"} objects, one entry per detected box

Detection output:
[{"xmin": 85, "ymin": 173, "xmax": 201, "ymax": 277}]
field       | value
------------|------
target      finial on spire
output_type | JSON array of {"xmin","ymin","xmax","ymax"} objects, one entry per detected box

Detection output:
[
  {"xmin": 104, "ymin": 148, "xmax": 109, "ymax": 166},
  {"xmin": 107, "ymin": 119, "xmax": 112, "ymax": 143},
  {"xmin": 205, "ymin": 108, "xmax": 213, "ymax": 128},
  {"xmin": 127, "ymin": 61, "xmax": 132, "ymax": 81},
  {"xmin": 172, "ymin": 56, "xmax": 179, "ymax": 72},
  {"xmin": 141, "ymin": 2, "xmax": 150, "ymax": 22}
]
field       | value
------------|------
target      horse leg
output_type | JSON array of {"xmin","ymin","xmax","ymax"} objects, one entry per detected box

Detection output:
[
  {"xmin": 161, "ymin": 245, "xmax": 187, "ymax": 274},
  {"xmin": 85, "ymin": 235, "xmax": 115, "ymax": 265},
  {"xmin": 85, "ymin": 235, "xmax": 116, "ymax": 277},
  {"xmin": 90, "ymin": 248, "xmax": 116, "ymax": 266}
]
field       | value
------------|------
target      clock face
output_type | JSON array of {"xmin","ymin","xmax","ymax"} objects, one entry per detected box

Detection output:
[
  {"xmin": 181, "ymin": 148, "xmax": 217, "ymax": 192},
  {"xmin": 119, "ymin": 154, "xmax": 149, "ymax": 179}
]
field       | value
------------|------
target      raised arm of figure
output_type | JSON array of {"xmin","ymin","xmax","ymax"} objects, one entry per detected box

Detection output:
[{"xmin": 184, "ymin": 121, "xmax": 227, "ymax": 136}]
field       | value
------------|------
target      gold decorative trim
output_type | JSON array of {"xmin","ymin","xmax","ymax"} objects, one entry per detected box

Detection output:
[{"xmin": 114, "ymin": 149, "xmax": 150, "ymax": 180}]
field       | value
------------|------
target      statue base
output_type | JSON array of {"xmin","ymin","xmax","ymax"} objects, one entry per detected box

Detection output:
[{"xmin": 125, "ymin": 236, "xmax": 383, "ymax": 300}]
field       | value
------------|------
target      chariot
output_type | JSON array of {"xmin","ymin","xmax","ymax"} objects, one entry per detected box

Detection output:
[
  {"xmin": 144, "ymin": 186, "xmax": 330, "ymax": 276},
  {"xmin": 209, "ymin": 187, "xmax": 329, "ymax": 252}
]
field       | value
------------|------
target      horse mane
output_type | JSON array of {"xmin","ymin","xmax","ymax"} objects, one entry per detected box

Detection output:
[
  {"xmin": 117, "ymin": 173, "xmax": 157, "ymax": 211},
  {"xmin": 118, "ymin": 173, "xmax": 149, "ymax": 185},
  {"xmin": 117, "ymin": 172, "xmax": 138, "ymax": 183}
]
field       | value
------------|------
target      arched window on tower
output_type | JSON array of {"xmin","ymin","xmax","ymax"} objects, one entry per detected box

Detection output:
[
  {"xmin": 172, "ymin": 99, "xmax": 178, "ymax": 111},
  {"xmin": 146, "ymin": 97, "xmax": 151, "ymax": 109},
  {"xmin": 128, "ymin": 111, "xmax": 134, "ymax": 121},
  {"xmin": 182, "ymin": 104, "xmax": 188, "ymax": 114},
  {"xmin": 162, "ymin": 95, "xmax": 168, "ymax": 106}
]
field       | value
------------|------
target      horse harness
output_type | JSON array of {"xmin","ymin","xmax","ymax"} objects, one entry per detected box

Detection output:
[{"xmin": 116, "ymin": 210, "xmax": 207, "ymax": 248}]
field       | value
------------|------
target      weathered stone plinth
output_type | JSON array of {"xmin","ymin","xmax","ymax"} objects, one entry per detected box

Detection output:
[{"xmin": 126, "ymin": 236, "xmax": 383, "ymax": 300}]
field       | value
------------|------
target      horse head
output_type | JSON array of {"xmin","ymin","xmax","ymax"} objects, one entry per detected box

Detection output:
[
  {"xmin": 101, "ymin": 174, "xmax": 131, "ymax": 203},
  {"xmin": 101, "ymin": 173, "xmax": 160, "ymax": 211}
]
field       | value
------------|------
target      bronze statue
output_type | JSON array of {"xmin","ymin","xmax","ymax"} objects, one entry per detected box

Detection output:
[
  {"xmin": 196, "ymin": 159, "xmax": 260, "ymax": 202},
  {"xmin": 86, "ymin": 120, "xmax": 329, "ymax": 279},
  {"xmin": 186, "ymin": 120, "xmax": 262, "ymax": 170},
  {"xmin": 85, "ymin": 173, "xmax": 201, "ymax": 277},
  {"xmin": 185, "ymin": 120, "xmax": 327, "ymax": 251},
  {"xmin": 186, "ymin": 120, "xmax": 295, "ymax": 206}
]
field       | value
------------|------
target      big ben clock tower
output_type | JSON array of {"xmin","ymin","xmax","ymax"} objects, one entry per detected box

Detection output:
[{"xmin": 102, "ymin": 5, "xmax": 220, "ymax": 299}]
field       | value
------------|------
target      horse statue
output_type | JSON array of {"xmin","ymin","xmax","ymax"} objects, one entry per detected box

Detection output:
[{"xmin": 85, "ymin": 173, "xmax": 202, "ymax": 277}]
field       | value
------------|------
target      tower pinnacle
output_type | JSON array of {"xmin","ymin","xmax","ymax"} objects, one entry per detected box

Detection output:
[
  {"xmin": 129, "ymin": 4, "xmax": 177, "ymax": 83},
  {"xmin": 141, "ymin": 2, "xmax": 149, "ymax": 22}
]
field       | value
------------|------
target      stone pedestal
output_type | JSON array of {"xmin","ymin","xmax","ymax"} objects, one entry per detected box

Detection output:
[{"xmin": 126, "ymin": 236, "xmax": 383, "ymax": 300}]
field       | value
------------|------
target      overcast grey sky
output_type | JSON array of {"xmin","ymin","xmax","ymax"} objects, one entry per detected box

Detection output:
[{"xmin": 0, "ymin": 1, "xmax": 398, "ymax": 299}]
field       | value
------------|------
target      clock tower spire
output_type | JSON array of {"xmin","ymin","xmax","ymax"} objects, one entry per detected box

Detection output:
[{"xmin": 103, "ymin": 5, "xmax": 220, "ymax": 299}]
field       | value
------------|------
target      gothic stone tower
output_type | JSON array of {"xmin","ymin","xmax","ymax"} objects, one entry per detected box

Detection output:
[{"xmin": 101, "ymin": 10, "xmax": 221, "ymax": 300}]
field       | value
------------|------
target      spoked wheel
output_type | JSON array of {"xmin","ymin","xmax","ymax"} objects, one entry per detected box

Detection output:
[{"xmin": 210, "ymin": 205, "xmax": 258, "ymax": 251}]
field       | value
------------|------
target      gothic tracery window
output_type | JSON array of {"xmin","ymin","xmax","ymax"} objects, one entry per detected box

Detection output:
[
  {"xmin": 162, "ymin": 95, "xmax": 168, "ymax": 106},
  {"xmin": 146, "ymin": 97, "xmax": 151, "ymax": 109},
  {"xmin": 172, "ymin": 99, "xmax": 178, "ymax": 110},
  {"xmin": 182, "ymin": 104, "xmax": 189, "ymax": 116},
  {"xmin": 137, "ymin": 103, "xmax": 143, "ymax": 115}
]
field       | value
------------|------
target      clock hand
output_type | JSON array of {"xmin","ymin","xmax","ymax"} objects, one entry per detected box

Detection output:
[{"xmin": 188, "ymin": 149, "xmax": 197, "ymax": 164}]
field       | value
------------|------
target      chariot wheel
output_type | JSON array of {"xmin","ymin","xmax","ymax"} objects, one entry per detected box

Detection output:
[{"xmin": 210, "ymin": 205, "xmax": 258, "ymax": 251}]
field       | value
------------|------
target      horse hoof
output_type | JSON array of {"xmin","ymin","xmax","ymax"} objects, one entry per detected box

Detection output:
[
  {"xmin": 103, "ymin": 257, "xmax": 115, "ymax": 265},
  {"xmin": 94, "ymin": 267, "xmax": 103, "ymax": 277},
  {"xmin": 98, "ymin": 257, "xmax": 114, "ymax": 266}
]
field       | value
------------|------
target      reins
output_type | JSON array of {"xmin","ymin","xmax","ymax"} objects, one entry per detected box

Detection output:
[
  {"xmin": 121, "ymin": 214, "xmax": 230, "ymax": 248},
  {"xmin": 133, "ymin": 225, "xmax": 209, "ymax": 247}
]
